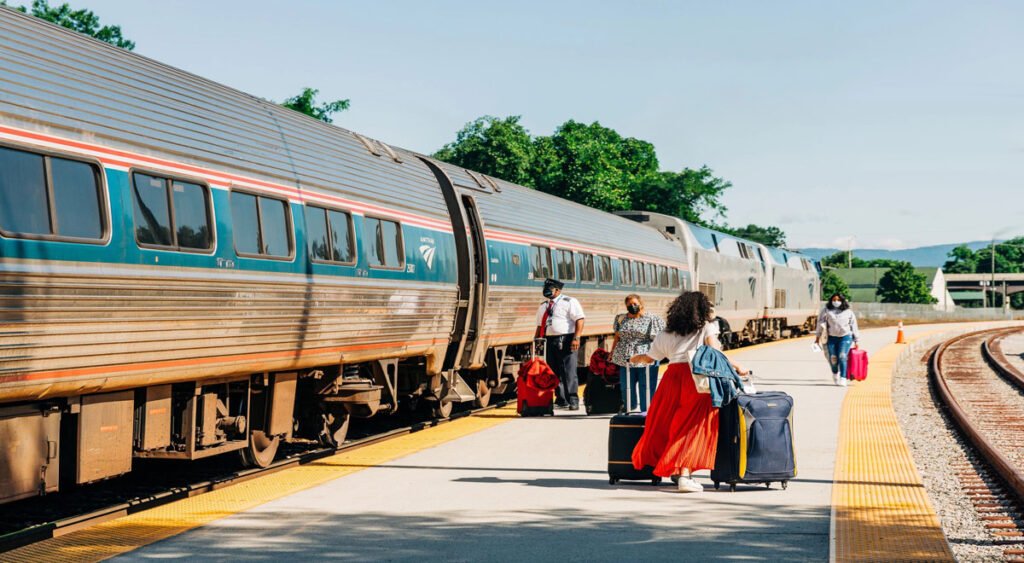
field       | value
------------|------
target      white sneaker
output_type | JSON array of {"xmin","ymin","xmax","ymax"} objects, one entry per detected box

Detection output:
[
  {"xmin": 833, "ymin": 374, "xmax": 840, "ymax": 386},
  {"xmin": 677, "ymin": 477, "xmax": 703, "ymax": 493},
  {"xmin": 840, "ymin": 377, "xmax": 848, "ymax": 387}
]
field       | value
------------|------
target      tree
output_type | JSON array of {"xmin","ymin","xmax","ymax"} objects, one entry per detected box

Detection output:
[
  {"xmin": 280, "ymin": 88, "xmax": 349, "ymax": 124},
  {"xmin": 433, "ymin": 116, "xmax": 536, "ymax": 186},
  {"xmin": 629, "ymin": 166, "xmax": 730, "ymax": 226},
  {"xmin": 726, "ymin": 224, "xmax": 786, "ymax": 247},
  {"xmin": 532, "ymin": 120, "xmax": 659, "ymax": 212},
  {"xmin": 2, "ymin": 0, "xmax": 135, "ymax": 49},
  {"xmin": 820, "ymin": 270, "xmax": 850, "ymax": 301},
  {"xmin": 821, "ymin": 251, "xmax": 902, "ymax": 269},
  {"xmin": 942, "ymin": 245, "xmax": 978, "ymax": 274},
  {"xmin": 876, "ymin": 262, "xmax": 937, "ymax": 304}
]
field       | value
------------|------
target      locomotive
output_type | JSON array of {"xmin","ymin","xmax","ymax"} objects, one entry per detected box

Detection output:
[{"xmin": 0, "ymin": 7, "xmax": 818, "ymax": 505}]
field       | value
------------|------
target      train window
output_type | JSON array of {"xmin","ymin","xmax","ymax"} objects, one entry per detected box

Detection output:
[
  {"xmin": 171, "ymin": 181, "xmax": 212, "ymax": 249},
  {"xmin": 232, "ymin": 191, "xmax": 294, "ymax": 258},
  {"xmin": 365, "ymin": 216, "xmax": 404, "ymax": 269},
  {"xmin": 619, "ymin": 258, "xmax": 632, "ymax": 285},
  {"xmin": 304, "ymin": 205, "xmax": 355, "ymax": 263},
  {"xmin": 737, "ymin": 242, "xmax": 747, "ymax": 259},
  {"xmin": 132, "ymin": 172, "xmax": 212, "ymax": 251},
  {"xmin": 530, "ymin": 245, "xmax": 552, "ymax": 279},
  {"xmin": 579, "ymin": 253, "xmax": 595, "ymax": 283},
  {"xmin": 648, "ymin": 263, "xmax": 658, "ymax": 287},
  {"xmin": 659, "ymin": 265, "xmax": 669, "ymax": 288},
  {"xmin": 557, "ymin": 249, "xmax": 576, "ymax": 281},
  {"xmin": 670, "ymin": 268, "xmax": 681, "ymax": 289},
  {"xmin": 598, "ymin": 255, "xmax": 613, "ymax": 284},
  {"xmin": 699, "ymin": 282, "xmax": 717, "ymax": 304},
  {"xmin": 0, "ymin": 146, "xmax": 105, "ymax": 240}
]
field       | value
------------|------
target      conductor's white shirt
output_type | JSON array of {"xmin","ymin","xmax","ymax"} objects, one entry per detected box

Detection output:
[{"xmin": 535, "ymin": 294, "xmax": 586, "ymax": 336}]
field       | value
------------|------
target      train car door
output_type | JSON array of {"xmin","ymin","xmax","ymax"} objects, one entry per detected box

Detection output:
[{"xmin": 418, "ymin": 159, "xmax": 489, "ymax": 372}]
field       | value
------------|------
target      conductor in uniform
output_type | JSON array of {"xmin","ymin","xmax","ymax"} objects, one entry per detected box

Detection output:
[{"xmin": 535, "ymin": 278, "xmax": 586, "ymax": 410}]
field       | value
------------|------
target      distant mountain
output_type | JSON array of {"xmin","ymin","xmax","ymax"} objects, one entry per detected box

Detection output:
[{"xmin": 798, "ymin": 241, "xmax": 998, "ymax": 267}]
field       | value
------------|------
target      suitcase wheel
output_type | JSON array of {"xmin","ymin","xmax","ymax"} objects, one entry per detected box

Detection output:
[
  {"xmin": 765, "ymin": 482, "xmax": 771, "ymax": 489},
  {"xmin": 609, "ymin": 477, "xmax": 618, "ymax": 485},
  {"xmin": 730, "ymin": 483, "xmax": 737, "ymax": 492},
  {"xmin": 651, "ymin": 477, "xmax": 661, "ymax": 486},
  {"xmin": 782, "ymin": 480, "xmax": 788, "ymax": 490},
  {"xmin": 713, "ymin": 481, "xmax": 720, "ymax": 490}
]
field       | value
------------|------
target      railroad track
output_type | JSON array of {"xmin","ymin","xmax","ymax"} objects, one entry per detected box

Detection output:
[
  {"xmin": 931, "ymin": 327, "xmax": 1024, "ymax": 561},
  {"xmin": 0, "ymin": 398, "xmax": 511, "ymax": 554}
]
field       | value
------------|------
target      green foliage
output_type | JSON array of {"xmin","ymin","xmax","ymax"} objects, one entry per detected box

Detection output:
[
  {"xmin": 5, "ymin": 0, "xmax": 135, "ymax": 49},
  {"xmin": 281, "ymin": 88, "xmax": 350, "ymax": 124},
  {"xmin": 724, "ymin": 223, "xmax": 786, "ymax": 247},
  {"xmin": 942, "ymin": 245, "xmax": 978, "ymax": 273},
  {"xmin": 433, "ymin": 116, "xmax": 536, "ymax": 187},
  {"xmin": 821, "ymin": 251, "xmax": 903, "ymax": 269},
  {"xmin": 630, "ymin": 166, "xmax": 730, "ymax": 225},
  {"xmin": 876, "ymin": 262, "xmax": 937, "ymax": 304},
  {"xmin": 433, "ymin": 115, "xmax": 738, "ymax": 227},
  {"xmin": 820, "ymin": 270, "xmax": 850, "ymax": 301},
  {"xmin": 531, "ymin": 120, "xmax": 658, "ymax": 211}
]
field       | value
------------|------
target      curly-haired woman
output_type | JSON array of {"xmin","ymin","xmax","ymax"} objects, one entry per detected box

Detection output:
[{"xmin": 629, "ymin": 291, "xmax": 748, "ymax": 493}]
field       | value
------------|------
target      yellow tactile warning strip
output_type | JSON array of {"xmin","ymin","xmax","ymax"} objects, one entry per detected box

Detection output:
[
  {"xmin": 3, "ymin": 404, "xmax": 518, "ymax": 563},
  {"xmin": 832, "ymin": 332, "xmax": 955, "ymax": 562}
]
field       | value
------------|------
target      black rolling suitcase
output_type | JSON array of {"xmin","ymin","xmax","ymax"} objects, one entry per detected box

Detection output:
[
  {"xmin": 711, "ymin": 391, "xmax": 796, "ymax": 491},
  {"xmin": 584, "ymin": 376, "xmax": 621, "ymax": 415},
  {"xmin": 607, "ymin": 369, "xmax": 661, "ymax": 485}
]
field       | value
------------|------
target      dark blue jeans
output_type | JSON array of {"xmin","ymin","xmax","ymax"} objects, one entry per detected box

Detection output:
[
  {"xmin": 619, "ymin": 365, "xmax": 658, "ymax": 411},
  {"xmin": 827, "ymin": 335, "xmax": 854, "ymax": 379}
]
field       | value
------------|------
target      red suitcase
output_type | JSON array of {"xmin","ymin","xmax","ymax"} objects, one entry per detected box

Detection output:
[{"xmin": 848, "ymin": 349, "xmax": 868, "ymax": 381}]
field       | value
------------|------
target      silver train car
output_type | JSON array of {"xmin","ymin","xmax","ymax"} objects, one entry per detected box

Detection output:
[
  {"xmin": 0, "ymin": 9, "xmax": 689, "ymax": 504},
  {"xmin": 618, "ymin": 212, "xmax": 820, "ymax": 346}
]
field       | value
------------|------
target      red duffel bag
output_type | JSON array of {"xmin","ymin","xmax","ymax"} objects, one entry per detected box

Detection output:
[
  {"xmin": 517, "ymin": 358, "xmax": 559, "ymax": 416},
  {"xmin": 588, "ymin": 348, "xmax": 619, "ymax": 382}
]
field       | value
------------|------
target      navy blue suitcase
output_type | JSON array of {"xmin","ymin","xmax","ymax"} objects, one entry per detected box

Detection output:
[{"xmin": 711, "ymin": 391, "xmax": 796, "ymax": 491}]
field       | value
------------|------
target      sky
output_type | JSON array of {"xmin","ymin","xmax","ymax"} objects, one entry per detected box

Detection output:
[{"xmin": 63, "ymin": 0, "xmax": 1024, "ymax": 250}]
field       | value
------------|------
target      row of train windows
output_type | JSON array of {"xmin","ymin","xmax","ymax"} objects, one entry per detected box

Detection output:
[
  {"xmin": 0, "ymin": 146, "xmax": 404, "ymax": 268},
  {"xmin": 529, "ymin": 245, "xmax": 683, "ymax": 289}
]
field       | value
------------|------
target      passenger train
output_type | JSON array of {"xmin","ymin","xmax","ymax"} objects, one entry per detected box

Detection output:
[{"xmin": 0, "ymin": 8, "xmax": 818, "ymax": 504}]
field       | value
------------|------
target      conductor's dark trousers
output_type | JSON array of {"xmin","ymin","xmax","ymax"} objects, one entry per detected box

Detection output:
[{"xmin": 546, "ymin": 333, "xmax": 579, "ymax": 402}]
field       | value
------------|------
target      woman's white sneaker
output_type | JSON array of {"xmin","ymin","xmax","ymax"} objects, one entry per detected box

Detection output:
[
  {"xmin": 840, "ymin": 377, "xmax": 849, "ymax": 387},
  {"xmin": 833, "ymin": 374, "xmax": 841, "ymax": 386},
  {"xmin": 677, "ymin": 477, "xmax": 702, "ymax": 493}
]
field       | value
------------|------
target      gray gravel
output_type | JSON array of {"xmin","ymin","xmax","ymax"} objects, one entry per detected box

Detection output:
[
  {"xmin": 892, "ymin": 326, "xmax": 1020, "ymax": 562},
  {"xmin": 1000, "ymin": 332, "xmax": 1024, "ymax": 374}
]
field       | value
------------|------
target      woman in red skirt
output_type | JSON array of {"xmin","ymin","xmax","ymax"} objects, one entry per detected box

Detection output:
[{"xmin": 630, "ymin": 291, "xmax": 749, "ymax": 493}]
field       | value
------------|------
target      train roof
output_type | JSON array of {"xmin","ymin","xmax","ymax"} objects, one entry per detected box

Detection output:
[
  {"xmin": 0, "ymin": 8, "xmax": 448, "ymax": 221},
  {"xmin": 0, "ymin": 8, "xmax": 687, "ymax": 264}
]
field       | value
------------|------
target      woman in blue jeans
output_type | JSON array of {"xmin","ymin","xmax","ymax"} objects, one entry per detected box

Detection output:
[
  {"xmin": 610, "ymin": 294, "xmax": 665, "ymax": 411},
  {"xmin": 815, "ymin": 293, "xmax": 860, "ymax": 387}
]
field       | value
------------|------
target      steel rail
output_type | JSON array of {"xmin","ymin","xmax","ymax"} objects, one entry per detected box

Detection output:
[{"xmin": 930, "ymin": 327, "xmax": 1024, "ymax": 506}]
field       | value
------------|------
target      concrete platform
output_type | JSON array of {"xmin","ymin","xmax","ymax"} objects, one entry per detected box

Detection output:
[
  {"xmin": 109, "ymin": 324, "xmax": 948, "ymax": 562},
  {"xmin": 13, "ymin": 322, "xmax": 1005, "ymax": 562}
]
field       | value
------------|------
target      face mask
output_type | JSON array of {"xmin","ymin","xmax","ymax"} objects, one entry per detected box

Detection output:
[
  {"xmin": 626, "ymin": 304, "xmax": 640, "ymax": 314},
  {"xmin": 543, "ymin": 288, "xmax": 554, "ymax": 299},
  {"xmin": 831, "ymin": 300, "xmax": 842, "ymax": 308}
]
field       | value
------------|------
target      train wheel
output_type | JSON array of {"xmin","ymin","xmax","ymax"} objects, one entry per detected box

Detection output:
[
  {"xmin": 475, "ymin": 378, "xmax": 492, "ymax": 408},
  {"xmin": 240, "ymin": 429, "xmax": 279, "ymax": 468},
  {"xmin": 432, "ymin": 399, "xmax": 453, "ymax": 419}
]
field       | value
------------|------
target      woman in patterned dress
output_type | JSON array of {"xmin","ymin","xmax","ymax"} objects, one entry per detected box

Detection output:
[{"xmin": 609, "ymin": 294, "xmax": 664, "ymax": 412}]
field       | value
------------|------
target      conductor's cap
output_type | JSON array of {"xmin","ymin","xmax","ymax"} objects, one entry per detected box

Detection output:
[{"xmin": 544, "ymin": 278, "xmax": 564, "ymax": 290}]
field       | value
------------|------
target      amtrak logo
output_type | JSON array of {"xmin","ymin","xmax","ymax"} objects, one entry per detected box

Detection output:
[{"xmin": 419, "ymin": 244, "xmax": 436, "ymax": 269}]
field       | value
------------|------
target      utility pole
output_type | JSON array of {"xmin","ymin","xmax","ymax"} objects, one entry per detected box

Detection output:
[
  {"xmin": 991, "ymin": 239, "xmax": 996, "ymax": 308},
  {"xmin": 847, "ymin": 238, "xmax": 852, "ymax": 269}
]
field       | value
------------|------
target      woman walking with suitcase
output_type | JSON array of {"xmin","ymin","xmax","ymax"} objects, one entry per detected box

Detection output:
[
  {"xmin": 610, "ymin": 294, "xmax": 664, "ymax": 413},
  {"xmin": 629, "ymin": 291, "xmax": 749, "ymax": 493},
  {"xmin": 815, "ymin": 293, "xmax": 860, "ymax": 387}
]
